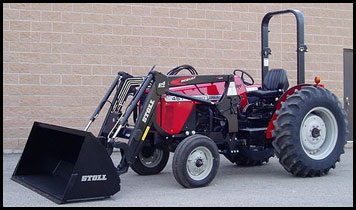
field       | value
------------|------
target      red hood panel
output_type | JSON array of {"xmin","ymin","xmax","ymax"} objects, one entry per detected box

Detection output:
[{"xmin": 156, "ymin": 75, "xmax": 249, "ymax": 135}]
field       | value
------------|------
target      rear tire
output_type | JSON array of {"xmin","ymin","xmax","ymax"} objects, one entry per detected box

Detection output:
[
  {"xmin": 130, "ymin": 144, "xmax": 170, "ymax": 175},
  {"xmin": 173, "ymin": 134, "xmax": 220, "ymax": 188},
  {"xmin": 272, "ymin": 86, "xmax": 347, "ymax": 177}
]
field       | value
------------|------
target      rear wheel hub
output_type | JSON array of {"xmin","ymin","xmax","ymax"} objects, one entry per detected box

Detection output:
[
  {"xmin": 311, "ymin": 128, "xmax": 321, "ymax": 138},
  {"xmin": 300, "ymin": 107, "xmax": 338, "ymax": 160}
]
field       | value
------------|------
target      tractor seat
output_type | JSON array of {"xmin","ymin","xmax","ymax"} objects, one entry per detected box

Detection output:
[{"xmin": 247, "ymin": 69, "xmax": 289, "ymax": 99}]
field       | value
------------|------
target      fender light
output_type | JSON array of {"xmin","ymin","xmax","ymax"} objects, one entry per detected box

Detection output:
[{"xmin": 314, "ymin": 76, "xmax": 321, "ymax": 85}]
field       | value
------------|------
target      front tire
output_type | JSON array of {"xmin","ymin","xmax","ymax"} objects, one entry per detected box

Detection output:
[
  {"xmin": 130, "ymin": 144, "xmax": 170, "ymax": 175},
  {"xmin": 272, "ymin": 86, "xmax": 347, "ymax": 177},
  {"xmin": 172, "ymin": 134, "xmax": 220, "ymax": 188}
]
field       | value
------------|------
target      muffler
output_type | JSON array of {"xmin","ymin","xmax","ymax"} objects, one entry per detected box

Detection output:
[{"xmin": 11, "ymin": 122, "xmax": 121, "ymax": 204}]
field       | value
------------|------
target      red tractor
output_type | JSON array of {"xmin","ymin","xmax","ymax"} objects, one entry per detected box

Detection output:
[{"xmin": 12, "ymin": 9, "xmax": 348, "ymax": 204}]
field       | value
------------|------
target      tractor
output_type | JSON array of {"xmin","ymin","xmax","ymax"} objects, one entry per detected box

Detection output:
[{"xmin": 12, "ymin": 9, "xmax": 348, "ymax": 204}]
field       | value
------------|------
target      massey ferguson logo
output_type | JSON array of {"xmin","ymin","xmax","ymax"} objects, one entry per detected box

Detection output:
[
  {"xmin": 142, "ymin": 100, "xmax": 155, "ymax": 123},
  {"xmin": 171, "ymin": 76, "xmax": 196, "ymax": 85},
  {"xmin": 180, "ymin": 76, "xmax": 196, "ymax": 83},
  {"xmin": 81, "ymin": 174, "xmax": 107, "ymax": 182}
]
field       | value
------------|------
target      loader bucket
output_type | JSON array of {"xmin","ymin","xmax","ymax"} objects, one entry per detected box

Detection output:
[{"xmin": 11, "ymin": 122, "xmax": 121, "ymax": 204}]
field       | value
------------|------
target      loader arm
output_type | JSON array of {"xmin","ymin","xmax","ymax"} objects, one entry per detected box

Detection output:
[{"xmin": 111, "ymin": 70, "xmax": 167, "ymax": 174}]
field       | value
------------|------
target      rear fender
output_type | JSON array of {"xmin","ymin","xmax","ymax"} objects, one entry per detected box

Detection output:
[{"xmin": 266, "ymin": 83, "xmax": 324, "ymax": 139}]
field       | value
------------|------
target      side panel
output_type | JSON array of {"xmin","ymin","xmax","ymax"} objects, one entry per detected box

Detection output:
[
  {"xmin": 158, "ymin": 98, "xmax": 195, "ymax": 134},
  {"xmin": 156, "ymin": 82, "xmax": 223, "ymax": 135}
]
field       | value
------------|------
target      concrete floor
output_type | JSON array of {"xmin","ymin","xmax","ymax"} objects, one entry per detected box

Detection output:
[{"xmin": 3, "ymin": 148, "xmax": 353, "ymax": 207}]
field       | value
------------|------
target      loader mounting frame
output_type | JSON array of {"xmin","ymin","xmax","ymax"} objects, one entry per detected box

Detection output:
[{"xmin": 109, "ymin": 68, "xmax": 241, "ymax": 175}]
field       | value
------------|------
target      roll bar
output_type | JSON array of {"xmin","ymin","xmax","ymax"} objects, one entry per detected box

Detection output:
[{"xmin": 261, "ymin": 9, "xmax": 308, "ymax": 87}]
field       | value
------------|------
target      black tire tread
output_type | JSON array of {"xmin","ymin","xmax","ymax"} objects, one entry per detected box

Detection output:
[
  {"xmin": 172, "ymin": 134, "xmax": 220, "ymax": 188},
  {"xmin": 272, "ymin": 86, "xmax": 347, "ymax": 177},
  {"xmin": 130, "ymin": 144, "xmax": 170, "ymax": 175}
]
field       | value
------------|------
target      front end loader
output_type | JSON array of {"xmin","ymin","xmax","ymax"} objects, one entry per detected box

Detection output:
[{"xmin": 12, "ymin": 9, "xmax": 348, "ymax": 204}]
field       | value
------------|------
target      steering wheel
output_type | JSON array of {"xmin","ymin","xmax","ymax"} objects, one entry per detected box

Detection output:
[{"xmin": 233, "ymin": 69, "xmax": 255, "ymax": 86}]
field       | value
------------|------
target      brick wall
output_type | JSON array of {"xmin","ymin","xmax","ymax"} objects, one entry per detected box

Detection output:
[{"xmin": 3, "ymin": 3, "xmax": 353, "ymax": 152}]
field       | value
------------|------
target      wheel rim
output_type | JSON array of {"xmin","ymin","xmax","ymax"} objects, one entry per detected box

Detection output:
[
  {"xmin": 138, "ymin": 147, "xmax": 164, "ymax": 168},
  {"xmin": 186, "ymin": 146, "xmax": 214, "ymax": 181},
  {"xmin": 300, "ymin": 107, "xmax": 338, "ymax": 160}
]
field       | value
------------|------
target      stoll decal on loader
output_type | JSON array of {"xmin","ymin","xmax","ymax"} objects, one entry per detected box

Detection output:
[{"xmin": 12, "ymin": 9, "xmax": 348, "ymax": 204}]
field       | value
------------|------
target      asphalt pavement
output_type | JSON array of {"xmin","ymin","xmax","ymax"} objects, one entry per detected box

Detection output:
[{"xmin": 3, "ymin": 148, "xmax": 353, "ymax": 207}]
